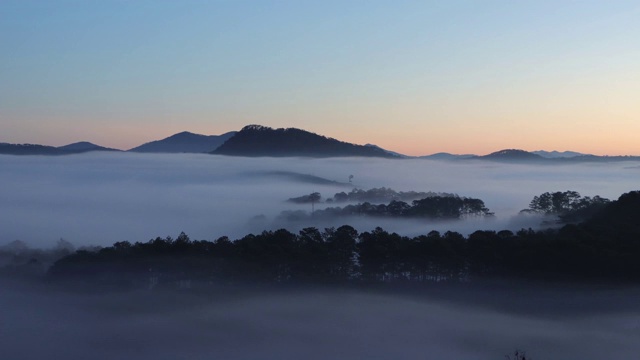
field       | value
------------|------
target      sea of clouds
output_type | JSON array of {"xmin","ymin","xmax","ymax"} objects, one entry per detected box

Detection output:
[
  {"xmin": 2, "ymin": 152, "xmax": 640, "ymax": 359},
  {"xmin": 0, "ymin": 152, "xmax": 638, "ymax": 247}
]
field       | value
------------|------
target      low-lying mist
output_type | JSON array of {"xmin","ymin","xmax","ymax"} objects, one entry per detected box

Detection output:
[
  {"xmin": 1, "ymin": 153, "xmax": 638, "ymax": 247},
  {"xmin": 2, "ymin": 280, "xmax": 640, "ymax": 360},
  {"xmin": 3, "ymin": 153, "xmax": 640, "ymax": 359}
]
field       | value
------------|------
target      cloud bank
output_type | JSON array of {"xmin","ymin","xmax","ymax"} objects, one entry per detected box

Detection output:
[{"xmin": 0, "ymin": 153, "xmax": 637, "ymax": 247}]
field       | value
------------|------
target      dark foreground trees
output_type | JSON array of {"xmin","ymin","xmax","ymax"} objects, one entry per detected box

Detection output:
[
  {"xmin": 48, "ymin": 191, "xmax": 640, "ymax": 289},
  {"xmin": 521, "ymin": 191, "xmax": 610, "ymax": 223}
]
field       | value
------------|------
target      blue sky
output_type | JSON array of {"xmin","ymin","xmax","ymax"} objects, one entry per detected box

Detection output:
[{"xmin": 1, "ymin": 0, "xmax": 639, "ymax": 155}]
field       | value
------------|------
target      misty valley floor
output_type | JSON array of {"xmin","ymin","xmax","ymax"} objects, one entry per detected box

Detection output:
[
  {"xmin": 1, "ymin": 152, "xmax": 639, "ymax": 247},
  {"xmin": 2, "ymin": 279, "xmax": 640, "ymax": 360},
  {"xmin": 2, "ymin": 153, "xmax": 640, "ymax": 359}
]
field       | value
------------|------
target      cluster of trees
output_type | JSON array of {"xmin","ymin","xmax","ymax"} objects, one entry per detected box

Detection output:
[
  {"xmin": 329, "ymin": 187, "xmax": 456, "ymax": 203},
  {"xmin": 287, "ymin": 187, "xmax": 456, "ymax": 204},
  {"xmin": 520, "ymin": 191, "xmax": 610, "ymax": 223},
  {"xmin": 280, "ymin": 195, "xmax": 493, "ymax": 222},
  {"xmin": 48, "ymin": 191, "xmax": 640, "ymax": 289}
]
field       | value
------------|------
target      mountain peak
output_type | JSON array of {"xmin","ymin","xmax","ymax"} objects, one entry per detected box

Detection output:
[
  {"xmin": 241, "ymin": 124, "xmax": 272, "ymax": 132},
  {"xmin": 129, "ymin": 131, "xmax": 237, "ymax": 153},
  {"xmin": 58, "ymin": 141, "xmax": 118, "ymax": 152},
  {"xmin": 213, "ymin": 125, "xmax": 399, "ymax": 158},
  {"xmin": 532, "ymin": 150, "xmax": 587, "ymax": 158},
  {"xmin": 478, "ymin": 149, "xmax": 544, "ymax": 162}
]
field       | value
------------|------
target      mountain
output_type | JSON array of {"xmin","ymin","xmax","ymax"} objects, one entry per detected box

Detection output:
[
  {"xmin": 476, "ymin": 149, "xmax": 545, "ymax": 162},
  {"xmin": 554, "ymin": 154, "xmax": 640, "ymax": 162},
  {"xmin": 420, "ymin": 152, "xmax": 476, "ymax": 160},
  {"xmin": 0, "ymin": 143, "xmax": 65, "ymax": 155},
  {"xmin": 129, "ymin": 131, "xmax": 237, "ymax": 153},
  {"xmin": 212, "ymin": 125, "xmax": 400, "ymax": 158},
  {"xmin": 58, "ymin": 142, "xmax": 120, "ymax": 153},
  {"xmin": 532, "ymin": 150, "xmax": 587, "ymax": 158},
  {"xmin": 364, "ymin": 144, "xmax": 409, "ymax": 158},
  {"xmin": 0, "ymin": 142, "xmax": 119, "ymax": 155}
]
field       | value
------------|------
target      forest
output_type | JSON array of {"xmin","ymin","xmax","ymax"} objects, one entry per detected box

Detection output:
[{"xmin": 43, "ymin": 191, "xmax": 640, "ymax": 290}]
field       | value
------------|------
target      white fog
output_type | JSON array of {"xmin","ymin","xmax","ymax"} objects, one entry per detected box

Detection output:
[
  {"xmin": 2, "ymin": 153, "xmax": 640, "ymax": 360},
  {"xmin": 0, "ymin": 153, "xmax": 637, "ymax": 247}
]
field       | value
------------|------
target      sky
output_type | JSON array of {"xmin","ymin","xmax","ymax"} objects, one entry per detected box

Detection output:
[{"xmin": 1, "ymin": 0, "xmax": 639, "ymax": 156}]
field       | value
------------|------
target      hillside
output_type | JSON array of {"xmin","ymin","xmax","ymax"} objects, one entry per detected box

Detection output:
[
  {"xmin": 0, "ymin": 143, "xmax": 65, "ymax": 155},
  {"xmin": 1, "ymin": 142, "xmax": 119, "ymax": 155},
  {"xmin": 129, "ymin": 131, "xmax": 237, "ymax": 153},
  {"xmin": 58, "ymin": 142, "xmax": 120, "ymax": 153},
  {"xmin": 212, "ymin": 125, "xmax": 399, "ymax": 158},
  {"xmin": 476, "ymin": 149, "xmax": 545, "ymax": 162},
  {"xmin": 533, "ymin": 150, "xmax": 586, "ymax": 158}
]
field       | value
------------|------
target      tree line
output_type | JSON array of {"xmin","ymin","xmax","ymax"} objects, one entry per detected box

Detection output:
[
  {"xmin": 47, "ymin": 191, "xmax": 640, "ymax": 289},
  {"xmin": 288, "ymin": 187, "xmax": 456, "ymax": 204},
  {"xmin": 280, "ymin": 195, "xmax": 493, "ymax": 222}
]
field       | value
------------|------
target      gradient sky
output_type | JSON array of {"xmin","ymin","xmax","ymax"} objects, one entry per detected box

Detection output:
[{"xmin": 1, "ymin": 0, "xmax": 639, "ymax": 156}]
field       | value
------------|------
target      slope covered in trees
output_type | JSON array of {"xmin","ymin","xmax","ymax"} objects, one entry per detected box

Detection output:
[
  {"xmin": 47, "ymin": 191, "xmax": 640, "ymax": 289},
  {"xmin": 212, "ymin": 125, "xmax": 399, "ymax": 158},
  {"xmin": 0, "ymin": 142, "xmax": 120, "ymax": 155},
  {"xmin": 128, "ymin": 131, "xmax": 237, "ymax": 153},
  {"xmin": 520, "ymin": 191, "xmax": 610, "ymax": 223}
]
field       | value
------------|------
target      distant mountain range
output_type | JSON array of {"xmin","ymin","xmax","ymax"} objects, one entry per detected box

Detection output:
[
  {"xmin": 59, "ymin": 142, "xmax": 120, "ymax": 153},
  {"xmin": 128, "ymin": 131, "xmax": 236, "ymax": 153},
  {"xmin": 461, "ymin": 149, "xmax": 640, "ymax": 163},
  {"xmin": 0, "ymin": 142, "xmax": 119, "ymax": 155},
  {"xmin": 420, "ymin": 152, "xmax": 476, "ymax": 160},
  {"xmin": 212, "ymin": 125, "xmax": 398, "ymax": 158},
  {"xmin": 532, "ymin": 150, "xmax": 588, "ymax": 158},
  {"xmin": 2, "ymin": 125, "xmax": 639, "ymax": 162}
]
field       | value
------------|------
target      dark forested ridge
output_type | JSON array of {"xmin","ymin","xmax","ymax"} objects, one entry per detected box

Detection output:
[
  {"xmin": 424, "ymin": 149, "xmax": 640, "ymax": 163},
  {"xmin": 212, "ymin": 125, "xmax": 400, "ymax": 158},
  {"xmin": 520, "ymin": 190, "xmax": 611, "ymax": 224},
  {"xmin": 128, "ymin": 131, "xmax": 237, "ymax": 153},
  {"xmin": 45, "ymin": 191, "xmax": 640, "ymax": 289},
  {"xmin": 0, "ymin": 142, "xmax": 120, "ymax": 155}
]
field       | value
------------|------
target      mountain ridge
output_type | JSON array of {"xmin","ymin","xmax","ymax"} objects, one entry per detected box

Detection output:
[
  {"xmin": 0, "ymin": 141, "xmax": 120, "ymax": 155},
  {"xmin": 2, "ymin": 127, "xmax": 639, "ymax": 161},
  {"xmin": 58, "ymin": 141, "xmax": 120, "ymax": 152},
  {"xmin": 128, "ymin": 131, "xmax": 237, "ymax": 153},
  {"xmin": 212, "ymin": 125, "xmax": 399, "ymax": 158}
]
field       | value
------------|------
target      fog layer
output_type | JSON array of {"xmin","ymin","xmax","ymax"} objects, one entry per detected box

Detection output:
[
  {"xmin": 1, "ymin": 153, "xmax": 637, "ymax": 247},
  {"xmin": 2, "ymin": 281, "xmax": 640, "ymax": 360}
]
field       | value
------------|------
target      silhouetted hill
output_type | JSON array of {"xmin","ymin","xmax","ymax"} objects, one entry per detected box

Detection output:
[
  {"xmin": 0, "ymin": 143, "xmax": 65, "ymax": 155},
  {"xmin": 58, "ymin": 141, "xmax": 121, "ymax": 153},
  {"xmin": 474, "ymin": 149, "xmax": 545, "ymax": 162},
  {"xmin": 46, "ymin": 191, "xmax": 640, "ymax": 288},
  {"xmin": 1, "ymin": 142, "xmax": 121, "ymax": 155},
  {"xmin": 583, "ymin": 191, "xmax": 640, "ymax": 237},
  {"xmin": 422, "ymin": 150, "xmax": 640, "ymax": 163},
  {"xmin": 471, "ymin": 150, "xmax": 640, "ymax": 163},
  {"xmin": 420, "ymin": 152, "xmax": 476, "ymax": 160},
  {"xmin": 129, "ymin": 131, "xmax": 237, "ymax": 153},
  {"xmin": 212, "ymin": 125, "xmax": 400, "ymax": 158},
  {"xmin": 364, "ymin": 144, "xmax": 409, "ymax": 158},
  {"xmin": 552, "ymin": 154, "xmax": 640, "ymax": 163},
  {"xmin": 533, "ymin": 150, "xmax": 586, "ymax": 158}
]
